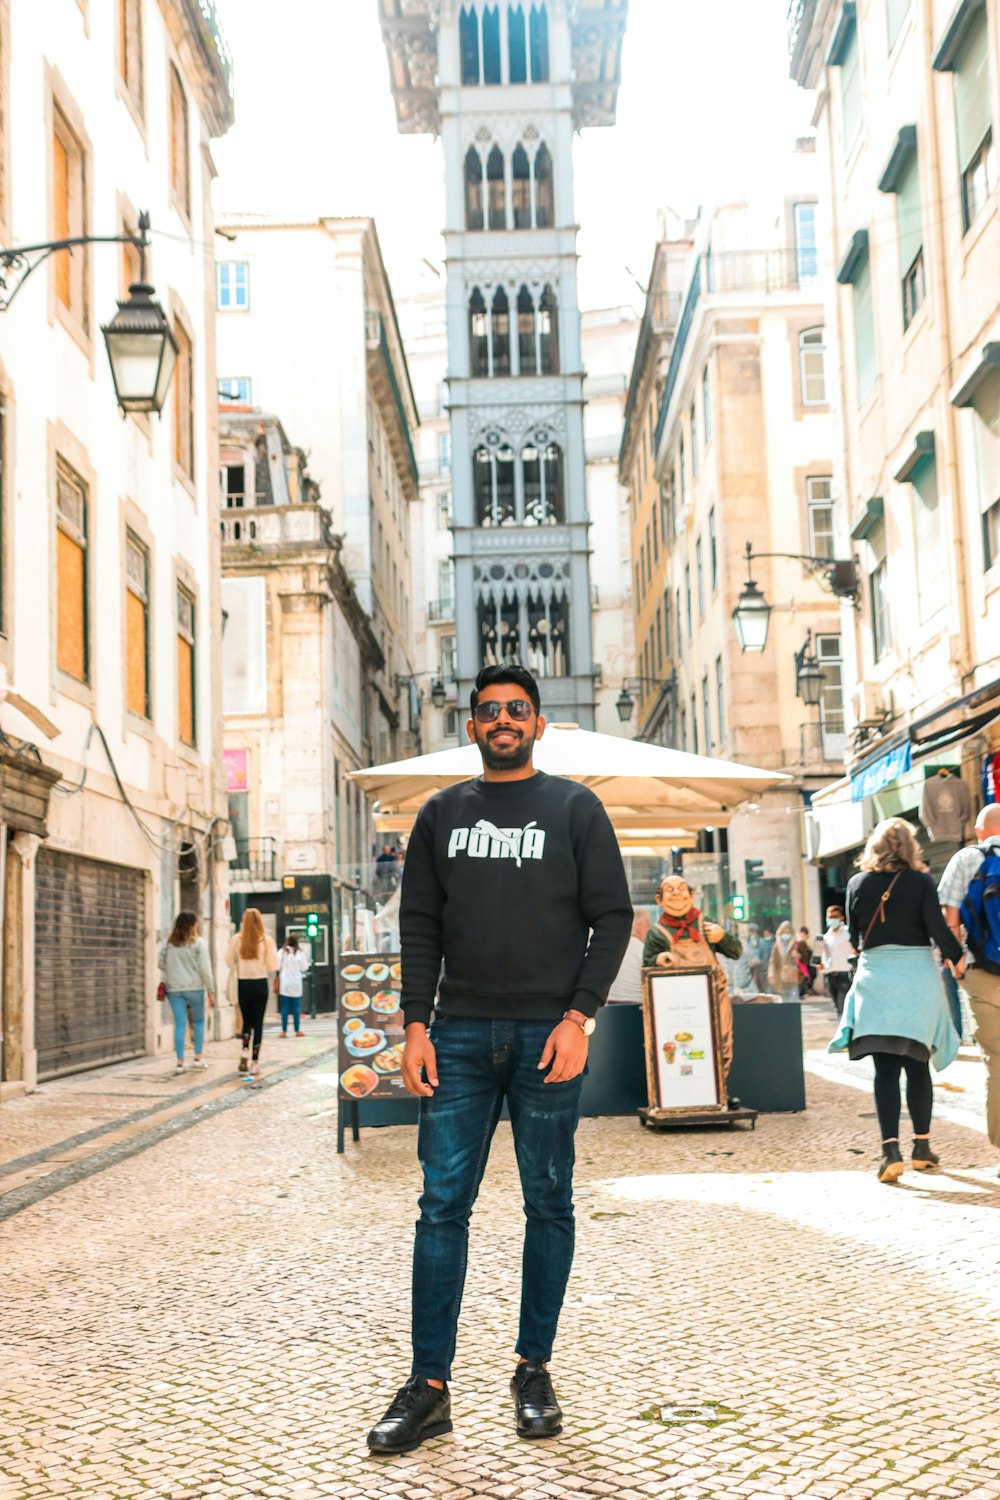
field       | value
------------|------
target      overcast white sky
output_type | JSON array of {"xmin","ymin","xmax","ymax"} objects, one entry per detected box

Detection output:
[{"xmin": 213, "ymin": 0, "xmax": 814, "ymax": 312}]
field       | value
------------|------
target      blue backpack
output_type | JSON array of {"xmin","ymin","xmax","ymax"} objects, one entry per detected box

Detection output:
[{"xmin": 960, "ymin": 849, "xmax": 1000, "ymax": 975}]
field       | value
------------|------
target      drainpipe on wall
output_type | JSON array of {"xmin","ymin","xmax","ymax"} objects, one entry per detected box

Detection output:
[{"xmin": 922, "ymin": 0, "xmax": 975, "ymax": 686}]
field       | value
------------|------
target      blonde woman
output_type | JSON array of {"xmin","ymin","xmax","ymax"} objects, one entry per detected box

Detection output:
[
  {"xmin": 830, "ymin": 817, "xmax": 964, "ymax": 1184},
  {"xmin": 225, "ymin": 908, "xmax": 279, "ymax": 1077},
  {"xmin": 767, "ymin": 922, "xmax": 801, "ymax": 1002}
]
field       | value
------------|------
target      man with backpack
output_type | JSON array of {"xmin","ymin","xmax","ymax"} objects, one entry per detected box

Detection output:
[{"xmin": 939, "ymin": 804, "xmax": 1000, "ymax": 1163}]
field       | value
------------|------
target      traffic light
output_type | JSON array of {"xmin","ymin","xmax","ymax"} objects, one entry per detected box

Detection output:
[
  {"xmin": 745, "ymin": 858, "xmax": 765, "ymax": 884},
  {"xmin": 732, "ymin": 894, "xmax": 747, "ymax": 922},
  {"xmin": 306, "ymin": 912, "xmax": 319, "ymax": 940}
]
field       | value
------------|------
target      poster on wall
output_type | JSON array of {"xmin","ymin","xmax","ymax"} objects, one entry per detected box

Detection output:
[
  {"xmin": 336, "ymin": 951, "xmax": 407, "ymax": 1103},
  {"xmin": 641, "ymin": 966, "xmax": 724, "ymax": 1114}
]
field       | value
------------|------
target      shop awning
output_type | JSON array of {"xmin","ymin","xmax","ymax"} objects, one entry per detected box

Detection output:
[
  {"xmin": 909, "ymin": 675, "xmax": 1000, "ymax": 757},
  {"xmin": 850, "ymin": 737, "xmax": 912, "ymax": 801}
]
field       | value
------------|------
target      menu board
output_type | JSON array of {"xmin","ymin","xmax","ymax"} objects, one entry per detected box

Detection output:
[
  {"xmin": 336, "ymin": 951, "xmax": 408, "ymax": 1102},
  {"xmin": 641, "ymin": 967, "xmax": 724, "ymax": 1113}
]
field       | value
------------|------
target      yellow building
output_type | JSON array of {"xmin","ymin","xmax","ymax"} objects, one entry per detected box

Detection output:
[{"xmin": 791, "ymin": 0, "xmax": 1000, "ymax": 880}]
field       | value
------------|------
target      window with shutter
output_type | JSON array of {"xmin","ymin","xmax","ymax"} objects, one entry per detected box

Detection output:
[
  {"xmin": 125, "ymin": 533, "xmax": 150, "ymax": 719},
  {"xmin": 895, "ymin": 149, "xmax": 925, "ymax": 326},
  {"xmin": 52, "ymin": 104, "xmax": 88, "ymax": 330},
  {"xmin": 841, "ymin": 24, "xmax": 863, "ymax": 155},
  {"xmin": 971, "ymin": 369, "xmax": 1000, "ymax": 567},
  {"xmin": 176, "ymin": 585, "xmax": 196, "ymax": 747},
  {"xmin": 56, "ymin": 462, "xmax": 88, "ymax": 682},
  {"xmin": 911, "ymin": 454, "xmax": 945, "ymax": 623},
  {"xmin": 169, "ymin": 65, "xmax": 190, "ymax": 219},
  {"xmin": 173, "ymin": 320, "xmax": 194, "ymax": 480},
  {"xmin": 954, "ymin": 9, "xmax": 996, "ymax": 229},
  {"xmin": 118, "ymin": 0, "xmax": 144, "ymax": 112}
]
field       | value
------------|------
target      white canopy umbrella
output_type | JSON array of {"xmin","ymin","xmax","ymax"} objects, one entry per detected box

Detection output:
[{"xmin": 348, "ymin": 722, "xmax": 787, "ymax": 830}]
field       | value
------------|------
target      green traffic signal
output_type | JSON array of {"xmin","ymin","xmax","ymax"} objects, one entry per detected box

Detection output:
[{"xmin": 732, "ymin": 895, "xmax": 746, "ymax": 921}]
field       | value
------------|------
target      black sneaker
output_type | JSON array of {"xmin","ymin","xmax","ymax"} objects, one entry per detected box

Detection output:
[
  {"xmin": 912, "ymin": 1140, "xmax": 940, "ymax": 1171},
  {"xmin": 877, "ymin": 1140, "xmax": 905, "ymax": 1184},
  {"xmin": 366, "ymin": 1376, "xmax": 452, "ymax": 1455},
  {"xmin": 511, "ymin": 1360, "xmax": 563, "ymax": 1439}
]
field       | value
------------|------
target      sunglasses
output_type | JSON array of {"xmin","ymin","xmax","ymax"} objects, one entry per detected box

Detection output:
[{"xmin": 473, "ymin": 699, "xmax": 534, "ymax": 723}]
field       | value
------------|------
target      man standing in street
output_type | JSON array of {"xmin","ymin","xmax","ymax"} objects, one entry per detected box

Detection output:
[
  {"xmin": 367, "ymin": 665, "xmax": 632, "ymax": 1455},
  {"xmin": 939, "ymin": 804, "xmax": 1000, "ymax": 1167}
]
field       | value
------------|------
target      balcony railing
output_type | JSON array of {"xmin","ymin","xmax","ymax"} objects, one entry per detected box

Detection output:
[
  {"xmin": 220, "ymin": 502, "xmax": 327, "ymax": 548},
  {"xmin": 230, "ymin": 837, "xmax": 277, "ymax": 884},
  {"xmin": 782, "ymin": 720, "xmax": 849, "ymax": 770},
  {"xmin": 583, "ymin": 372, "xmax": 628, "ymax": 400},
  {"xmin": 188, "ymin": 0, "xmax": 234, "ymax": 99},
  {"xmin": 427, "ymin": 597, "xmax": 455, "ymax": 622},
  {"xmin": 418, "ymin": 454, "xmax": 451, "ymax": 482}
]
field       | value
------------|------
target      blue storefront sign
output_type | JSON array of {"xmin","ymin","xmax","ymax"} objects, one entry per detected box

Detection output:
[{"xmin": 850, "ymin": 740, "xmax": 912, "ymax": 802}]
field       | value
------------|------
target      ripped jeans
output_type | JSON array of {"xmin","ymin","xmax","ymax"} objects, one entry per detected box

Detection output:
[{"xmin": 411, "ymin": 1016, "xmax": 583, "ymax": 1382}]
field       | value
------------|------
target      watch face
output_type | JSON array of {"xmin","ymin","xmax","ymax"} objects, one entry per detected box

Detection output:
[{"xmin": 583, "ymin": 1017, "xmax": 597, "ymax": 1036}]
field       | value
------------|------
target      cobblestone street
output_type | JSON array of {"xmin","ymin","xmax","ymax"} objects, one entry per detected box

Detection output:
[{"xmin": 3, "ymin": 1010, "xmax": 1000, "ymax": 1500}]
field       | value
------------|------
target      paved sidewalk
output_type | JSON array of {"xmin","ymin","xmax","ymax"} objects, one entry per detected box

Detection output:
[{"xmin": 2, "ymin": 1018, "xmax": 1000, "ymax": 1499}]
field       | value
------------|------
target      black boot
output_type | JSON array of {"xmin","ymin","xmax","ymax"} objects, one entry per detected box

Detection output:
[
  {"xmin": 912, "ymin": 1139, "xmax": 940, "ymax": 1171},
  {"xmin": 366, "ymin": 1376, "xmax": 452, "ymax": 1455},
  {"xmin": 511, "ymin": 1360, "xmax": 563, "ymax": 1439},
  {"xmin": 877, "ymin": 1140, "xmax": 904, "ymax": 1184}
]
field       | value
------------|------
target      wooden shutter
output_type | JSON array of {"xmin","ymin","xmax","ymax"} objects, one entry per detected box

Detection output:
[
  {"xmin": 56, "ymin": 465, "xmax": 87, "ymax": 681},
  {"xmin": 125, "ymin": 535, "xmax": 148, "ymax": 718},
  {"xmin": 173, "ymin": 322, "xmax": 193, "ymax": 478},
  {"xmin": 955, "ymin": 8, "xmax": 991, "ymax": 172},
  {"xmin": 896, "ymin": 147, "xmax": 923, "ymax": 275},
  {"xmin": 52, "ymin": 128, "xmax": 70, "ymax": 308},
  {"xmin": 177, "ymin": 587, "xmax": 195, "ymax": 746}
]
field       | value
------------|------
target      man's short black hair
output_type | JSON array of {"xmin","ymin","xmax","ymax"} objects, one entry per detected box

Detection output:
[{"xmin": 470, "ymin": 663, "xmax": 541, "ymax": 717}]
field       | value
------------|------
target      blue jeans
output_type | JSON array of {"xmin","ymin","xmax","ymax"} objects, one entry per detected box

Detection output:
[
  {"xmin": 411, "ymin": 1017, "xmax": 583, "ymax": 1382},
  {"xmin": 279, "ymin": 994, "xmax": 301, "ymax": 1032},
  {"xmin": 167, "ymin": 990, "xmax": 206, "ymax": 1062}
]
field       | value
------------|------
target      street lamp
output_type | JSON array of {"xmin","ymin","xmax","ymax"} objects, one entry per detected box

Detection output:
[
  {"xmin": 430, "ymin": 678, "xmax": 447, "ymax": 710},
  {"xmin": 0, "ymin": 212, "xmax": 177, "ymax": 416},
  {"xmin": 616, "ymin": 686, "xmax": 635, "ymax": 723},
  {"xmin": 732, "ymin": 540, "xmax": 859, "ymax": 654},
  {"xmin": 794, "ymin": 632, "xmax": 827, "ymax": 707},
  {"xmin": 615, "ymin": 674, "xmax": 675, "ymax": 726}
]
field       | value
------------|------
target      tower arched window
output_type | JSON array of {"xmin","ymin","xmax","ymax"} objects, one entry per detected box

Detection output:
[
  {"xmin": 479, "ymin": 598, "xmax": 521, "ymax": 666},
  {"xmin": 469, "ymin": 288, "xmax": 489, "ymax": 376},
  {"xmin": 538, "ymin": 283, "xmax": 559, "ymax": 372},
  {"xmin": 522, "ymin": 439, "xmax": 564, "ymax": 525},
  {"xmin": 491, "ymin": 287, "xmax": 511, "ymax": 376},
  {"xmin": 517, "ymin": 286, "xmax": 536, "ymax": 375},
  {"xmin": 482, "ymin": 5, "xmax": 502, "ymax": 83},
  {"xmin": 508, "ymin": 5, "xmax": 527, "ymax": 82},
  {"xmin": 534, "ymin": 143, "xmax": 554, "ymax": 227},
  {"xmin": 529, "ymin": 4, "xmax": 549, "ymax": 82},
  {"xmin": 527, "ymin": 593, "xmax": 569, "ymax": 677},
  {"xmin": 486, "ymin": 145, "xmax": 506, "ymax": 230},
  {"xmin": 512, "ymin": 145, "xmax": 532, "ymax": 228},
  {"xmin": 474, "ymin": 444, "xmax": 516, "ymax": 526},
  {"xmin": 460, "ymin": 6, "xmax": 480, "ymax": 83},
  {"xmin": 465, "ymin": 147, "xmax": 484, "ymax": 230}
]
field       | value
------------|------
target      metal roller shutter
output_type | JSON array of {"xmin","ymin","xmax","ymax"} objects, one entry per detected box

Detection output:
[{"xmin": 35, "ymin": 851, "xmax": 146, "ymax": 1078}]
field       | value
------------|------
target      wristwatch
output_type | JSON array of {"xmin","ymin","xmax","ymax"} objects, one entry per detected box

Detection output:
[{"xmin": 563, "ymin": 1008, "xmax": 597, "ymax": 1036}]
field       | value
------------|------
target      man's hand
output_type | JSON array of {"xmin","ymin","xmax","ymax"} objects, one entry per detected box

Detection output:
[
  {"xmin": 656, "ymin": 950, "xmax": 675, "ymax": 967},
  {"xmin": 537, "ymin": 1020, "xmax": 589, "ymax": 1083},
  {"xmin": 704, "ymin": 920, "xmax": 725, "ymax": 944},
  {"xmin": 402, "ymin": 1022, "xmax": 439, "ymax": 1097},
  {"xmin": 948, "ymin": 956, "xmax": 966, "ymax": 981}
]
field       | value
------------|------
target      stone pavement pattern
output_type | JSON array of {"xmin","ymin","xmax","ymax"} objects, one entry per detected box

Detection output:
[{"xmin": 3, "ymin": 1016, "xmax": 1000, "ymax": 1500}]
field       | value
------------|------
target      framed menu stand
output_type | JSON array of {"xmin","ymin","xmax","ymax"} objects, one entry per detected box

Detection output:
[{"xmin": 638, "ymin": 964, "xmax": 757, "ymax": 1131}]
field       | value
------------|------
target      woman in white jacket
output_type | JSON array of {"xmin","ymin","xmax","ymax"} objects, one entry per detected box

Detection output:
[{"xmin": 277, "ymin": 933, "xmax": 310, "ymax": 1037}]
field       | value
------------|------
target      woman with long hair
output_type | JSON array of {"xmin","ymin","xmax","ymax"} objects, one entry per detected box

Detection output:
[
  {"xmin": 158, "ymin": 912, "xmax": 215, "ymax": 1074},
  {"xmin": 830, "ymin": 817, "xmax": 964, "ymax": 1183},
  {"xmin": 225, "ymin": 908, "xmax": 279, "ymax": 1078},
  {"xmin": 767, "ymin": 922, "xmax": 801, "ymax": 1002}
]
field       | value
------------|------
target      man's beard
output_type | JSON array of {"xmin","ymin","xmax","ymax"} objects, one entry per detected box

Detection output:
[{"xmin": 475, "ymin": 723, "xmax": 536, "ymax": 771}]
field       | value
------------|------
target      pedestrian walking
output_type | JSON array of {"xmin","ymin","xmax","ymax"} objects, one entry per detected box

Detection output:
[
  {"xmin": 225, "ymin": 908, "xmax": 279, "ymax": 1078},
  {"xmin": 744, "ymin": 924, "xmax": 764, "ymax": 993},
  {"xmin": 819, "ymin": 905, "xmax": 854, "ymax": 1017},
  {"xmin": 938, "ymin": 804, "xmax": 1000, "ymax": 1167},
  {"xmin": 768, "ymin": 922, "xmax": 801, "ymax": 1001},
  {"xmin": 158, "ymin": 912, "xmax": 214, "ymax": 1074},
  {"xmin": 277, "ymin": 932, "xmax": 310, "ymax": 1036},
  {"xmin": 830, "ymin": 817, "xmax": 963, "ymax": 1184},
  {"xmin": 366, "ymin": 664, "xmax": 632, "ymax": 1456},
  {"xmin": 795, "ymin": 926, "xmax": 816, "ymax": 996}
]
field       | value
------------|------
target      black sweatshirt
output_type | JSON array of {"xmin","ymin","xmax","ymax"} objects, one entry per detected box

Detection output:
[
  {"xmin": 399, "ymin": 771, "xmax": 633, "ymax": 1027},
  {"xmin": 846, "ymin": 868, "xmax": 962, "ymax": 962}
]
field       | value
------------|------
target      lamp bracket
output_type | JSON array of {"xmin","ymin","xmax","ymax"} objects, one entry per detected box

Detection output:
[
  {"xmin": 0, "ymin": 214, "xmax": 150, "ymax": 312},
  {"xmin": 746, "ymin": 546, "xmax": 860, "ymax": 605}
]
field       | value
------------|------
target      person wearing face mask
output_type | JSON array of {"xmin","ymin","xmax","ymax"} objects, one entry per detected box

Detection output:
[
  {"xmin": 642, "ymin": 875, "xmax": 741, "ymax": 1079},
  {"xmin": 767, "ymin": 922, "xmax": 801, "ymax": 1002},
  {"xmin": 819, "ymin": 905, "xmax": 854, "ymax": 1016}
]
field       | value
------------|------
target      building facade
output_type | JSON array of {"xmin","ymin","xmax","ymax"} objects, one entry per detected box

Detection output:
[
  {"xmin": 215, "ymin": 215, "xmax": 420, "ymax": 768},
  {"xmin": 219, "ymin": 407, "xmax": 384, "ymax": 1004},
  {"xmin": 790, "ymin": 0, "xmax": 1000, "ymax": 885},
  {"xmin": 627, "ymin": 152, "xmax": 845, "ymax": 932},
  {"xmin": 0, "ymin": 0, "xmax": 233, "ymax": 1090},
  {"xmin": 379, "ymin": 0, "xmax": 628, "ymax": 725},
  {"xmin": 580, "ymin": 303, "xmax": 640, "ymax": 733}
]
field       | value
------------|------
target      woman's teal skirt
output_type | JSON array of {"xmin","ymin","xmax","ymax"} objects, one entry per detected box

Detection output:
[{"xmin": 829, "ymin": 944, "xmax": 959, "ymax": 1072}]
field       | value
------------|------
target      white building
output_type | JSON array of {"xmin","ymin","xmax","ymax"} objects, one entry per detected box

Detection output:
[
  {"xmin": 0, "ymin": 0, "xmax": 234, "ymax": 1090},
  {"xmin": 215, "ymin": 215, "xmax": 420, "ymax": 766},
  {"xmin": 379, "ymin": 0, "xmax": 628, "ymax": 724},
  {"xmin": 581, "ymin": 304, "xmax": 639, "ymax": 734}
]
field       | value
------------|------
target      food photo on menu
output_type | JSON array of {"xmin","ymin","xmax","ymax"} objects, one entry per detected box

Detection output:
[{"xmin": 337, "ymin": 955, "xmax": 407, "ymax": 1101}]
